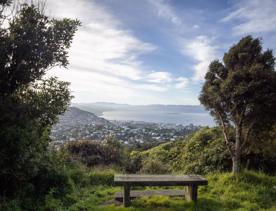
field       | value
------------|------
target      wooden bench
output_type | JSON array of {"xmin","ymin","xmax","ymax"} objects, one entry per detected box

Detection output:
[{"xmin": 114, "ymin": 174, "xmax": 208, "ymax": 207}]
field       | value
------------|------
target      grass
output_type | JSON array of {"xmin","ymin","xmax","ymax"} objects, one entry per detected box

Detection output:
[{"xmin": 54, "ymin": 170, "xmax": 276, "ymax": 211}]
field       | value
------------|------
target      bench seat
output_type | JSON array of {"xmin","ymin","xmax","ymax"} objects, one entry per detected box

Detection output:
[{"xmin": 114, "ymin": 174, "xmax": 208, "ymax": 207}]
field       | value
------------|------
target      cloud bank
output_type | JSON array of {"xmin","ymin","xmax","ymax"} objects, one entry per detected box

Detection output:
[
  {"xmin": 222, "ymin": 0, "xmax": 276, "ymax": 35},
  {"xmin": 45, "ymin": 0, "xmax": 191, "ymax": 104}
]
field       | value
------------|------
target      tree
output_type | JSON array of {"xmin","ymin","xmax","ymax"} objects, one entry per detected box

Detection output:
[
  {"xmin": 0, "ymin": 1, "xmax": 80, "ymax": 197},
  {"xmin": 199, "ymin": 36, "xmax": 276, "ymax": 174}
]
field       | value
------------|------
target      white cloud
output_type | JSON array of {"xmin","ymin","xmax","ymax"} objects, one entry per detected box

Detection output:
[
  {"xmin": 175, "ymin": 77, "xmax": 189, "ymax": 89},
  {"xmin": 44, "ymin": 0, "xmax": 189, "ymax": 104},
  {"xmin": 183, "ymin": 36, "xmax": 218, "ymax": 81},
  {"xmin": 147, "ymin": 0, "xmax": 218, "ymax": 83},
  {"xmin": 148, "ymin": 0, "xmax": 182, "ymax": 26},
  {"xmin": 146, "ymin": 71, "xmax": 173, "ymax": 83},
  {"xmin": 222, "ymin": 0, "xmax": 276, "ymax": 35}
]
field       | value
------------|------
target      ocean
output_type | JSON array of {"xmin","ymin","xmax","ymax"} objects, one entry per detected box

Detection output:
[{"xmin": 101, "ymin": 110, "xmax": 215, "ymax": 126}]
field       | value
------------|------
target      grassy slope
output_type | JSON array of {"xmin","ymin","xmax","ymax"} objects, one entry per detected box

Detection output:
[
  {"xmin": 62, "ymin": 171, "xmax": 276, "ymax": 211},
  {"xmin": 134, "ymin": 127, "xmax": 230, "ymax": 174}
]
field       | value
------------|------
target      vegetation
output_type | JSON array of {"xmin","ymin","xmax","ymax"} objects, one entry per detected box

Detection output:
[
  {"xmin": 200, "ymin": 36, "xmax": 276, "ymax": 173},
  {"xmin": 0, "ymin": 0, "xmax": 80, "ymax": 205},
  {"xmin": 65, "ymin": 137, "xmax": 128, "ymax": 167},
  {"xmin": 131, "ymin": 127, "xmax": 276, "ymax": 175},
  {"xmin": 0, "ymin": 1, "xmax": 275, "ymax": 210},
  {"xmin": 2, "ymin": 121, "xmax": 275, "ymax": 210},
  {"xmin": 3, "ymin": 167, "xmax": 275, "ymax": 210}
]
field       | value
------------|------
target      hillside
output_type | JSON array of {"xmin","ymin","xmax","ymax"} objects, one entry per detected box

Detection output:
[
  {"xmin": 131, "ymin": 127, "xmax": 276, "ymax": 175},
  {"xmin": 51, "ymin": 107, "xmax": 114, "ymax": 141},
  {"xmin": 31, "ymin": 170, "xmax": 276, "ymax": 211},
  {"xmin": 3, "ymin": 127, "xmax": 276, "ymax": 210},
  {"xmin": 55, "ymin": 107, "xmax": 112, "ymax": 127},
  {"xmin": 47, "ymin": 128, "xmax": 276, "ymax": 210},
  {"xmin": 132, "ymin": 127, "xmax": 231, "ymax": 174}
]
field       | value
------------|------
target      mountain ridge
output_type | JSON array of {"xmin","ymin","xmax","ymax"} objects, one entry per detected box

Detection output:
[{"xmin": 56, "ymin": 107, "xmax": 112, "ymax": 127}]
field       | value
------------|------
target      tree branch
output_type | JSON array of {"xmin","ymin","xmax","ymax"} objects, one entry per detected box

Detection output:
[{"xmin": 218, "ymin": 112, "xmax": 234, "ymax": 157}]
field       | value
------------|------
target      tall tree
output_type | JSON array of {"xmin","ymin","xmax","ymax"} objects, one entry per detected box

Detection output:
[
  {"xmin": 199, "ymin": 36, "xmax": 276, "ymax": 174},
  {"xmin": 0, "ymin": 1, "xmax": 80, "ymax": 196}
]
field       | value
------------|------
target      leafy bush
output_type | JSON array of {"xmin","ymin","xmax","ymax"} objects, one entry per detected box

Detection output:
[
  {"xmin": 140, "ymin": 158, "xmax": 171, "ymax": 174},
  {"xmin": 67, "ymin": 163, "xmax": 90, "ymax": 188},
  {"xmin": 65, "ymin": 138, "xmax": 127, "ymax": 167},
  {"xmin": 174, "ymin": 127, "xmax": 231, "ymax": 174},
  {"xmin": 129, "ymin": 141, "xmax": 182, "ymax": 173},
  {"xmin": 134, "ymin": 127, "xmax": 231, "ymax": 174},
  {"xmin": 30, "ymin": 165, "xmax": 73, "ymax": 198},
  {"xmin": 134, "ymin": 127, "xmax": 276, "ymax": 175},
  {"xmin": 125, "ymin": 151, "xmax": 143, "ymax": 173},
  {"xmin": 44, "ymin": 190, "xmax": 64, "ymax": 211},
  {"xmin": 0, "ymin": 199, "xmax": 21, "ymax": 211},
  {"xmin": 89, "ymin": 171, "xmax": 115, "ymax": 186}
]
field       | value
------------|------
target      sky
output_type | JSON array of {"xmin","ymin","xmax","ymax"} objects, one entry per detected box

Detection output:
[{"xmin": 44, "ymin": 0, "xmax": 276, "ymax": 105}]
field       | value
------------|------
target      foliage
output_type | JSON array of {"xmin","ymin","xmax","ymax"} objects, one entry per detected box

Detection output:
[
  {"xmin": 0, "ymin": 151, "xmax": 118, "ymax": 210},
  {"xmin": 0, "ymin": 150, "xmax": 75, "ymax": 210},
  {"xmin": 1, "ymin": 3, "xmax": 276, "ymax": 210},
  {"xmin": 0, "ymin": 0, "xmax": 80, "ymax": 202},
  {"xmin": 243, "ymin": 124, "xmax": 276, "ymax": 173},
  {"xmin": 131, "ymin": 127, "xmax": 230, "ymax": 174},
  {"xmin": 0, "ymin": 4, "xmax": 80, "ymax": 95},
  {"xmin": 29, "ymin": 158, "xmax": 73, "ymax": 198},
  {"xmin": 130, "ymin": 140, "xmax": 183, "ymax": 173},
  {"xmin": 199, "ymin": 36, "xmax": 276, "ymax": 173},
  {"xmin": 175, "ymin": 127, "xmax": 231, "ymax": 174},
  {"xmin": 89, "ymin": 170, "xmax": 115, "ymax": 186},
  {"xmin": 125, "ymin": 151, "xmax": 143, "ymax": 173},
  {"xmin": 140, "ymin": 158, "xmax": 171, "ymax": 174},
  {"xmin": 1, "ymin": 125, "xmax": 276, "ymax": 210},
  {"xmin": 133, "ymin": 127, "xmax": 276, "ymax": 175},
  {"xmin": 24, "ymin": 170, "xmax": 276, "ymax": 211},
  {"xmin": 65, "ymin": 138, "xmax": 128, "ymax": 168}
]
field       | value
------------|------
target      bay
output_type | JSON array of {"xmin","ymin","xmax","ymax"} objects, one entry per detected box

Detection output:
[{"xmin": 101, "ymin": 110, "xmax": 215, "ymax": 126}]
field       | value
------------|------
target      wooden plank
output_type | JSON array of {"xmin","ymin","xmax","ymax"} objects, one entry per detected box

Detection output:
[
  {"xmin": 114, "ymin": 174, "xmax": 208, "ymax": 186},
  {"xmin": 115, "ymin": 189, "xmax": 185, "ymax": 202}
]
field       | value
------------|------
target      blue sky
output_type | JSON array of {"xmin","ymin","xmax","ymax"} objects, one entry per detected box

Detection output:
[{"xmin": 46, "ymin": 0, "xmax": 276, "ymax": 105}]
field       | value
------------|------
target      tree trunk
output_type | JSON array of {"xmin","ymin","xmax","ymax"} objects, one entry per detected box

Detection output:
[
  {"xmin": 232, "ymin": 125, "xmax": 241, "ymax": 174},
  {"xmin": 232, "ymin": 155, "xmax": 240, "ymax": 174}
]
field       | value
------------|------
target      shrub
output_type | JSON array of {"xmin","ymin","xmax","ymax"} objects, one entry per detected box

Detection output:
[
  {"xmin": 89, "ymin": 171, "xmax": 114, "ymax": 186},
  {"xmin": 0, "ymin": 199, "xmax": 21, "ymax": 211},
  {"xmin": 175, "ymin": 127, "xmax": 231, "ymax": 174},
  {"xmin": 136, "ymin": 127, "xmax": 276, "ymax": 175},
  {"xmin": 140, "ymin": 158, "xmax": 171, "ymax": 174},
  {"xmin": 65, "ymin": 138, "xmax": 127, "ymax": 167},
  {"xmin": 125, "ymin": 151, "xmax": 143, "ymax": 173},
  {"xmin": 30, "ymin": 164, "xmax": 73, "ymax": 198},
  {"xmin": 67, "ymin": 163, "xmax": 90, "ymax": 187},
  {"xmin": 44, "ymin": 189, "xmax": 64, "ymax": 211}
]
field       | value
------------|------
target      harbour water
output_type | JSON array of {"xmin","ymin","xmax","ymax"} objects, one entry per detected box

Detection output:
[{"xmin": 101, "ymin": 110, "xmax": 215, "ymax": 126}]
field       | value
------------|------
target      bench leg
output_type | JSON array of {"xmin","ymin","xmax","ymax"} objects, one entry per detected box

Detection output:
[
  {"xmin": 123, "ymin": 185, "xmax": 131, "ymax": 207},
  {"xmin": 185, "ymin": 185, "xmax": 197, "ymax": 202}
]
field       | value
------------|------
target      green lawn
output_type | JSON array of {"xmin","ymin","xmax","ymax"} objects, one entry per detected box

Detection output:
[{"xmin": 49, "ymin": 171, "xmax": 276, "ymax": 211}]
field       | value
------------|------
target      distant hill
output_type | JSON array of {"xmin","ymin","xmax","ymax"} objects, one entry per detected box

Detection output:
[
  {"xmin": 56, "ymin": 107, "xmax": 112, "ymax": 127},
  {"xmin": 73, "ymin": 102, "xmax": 207, "ymax": 116}
]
